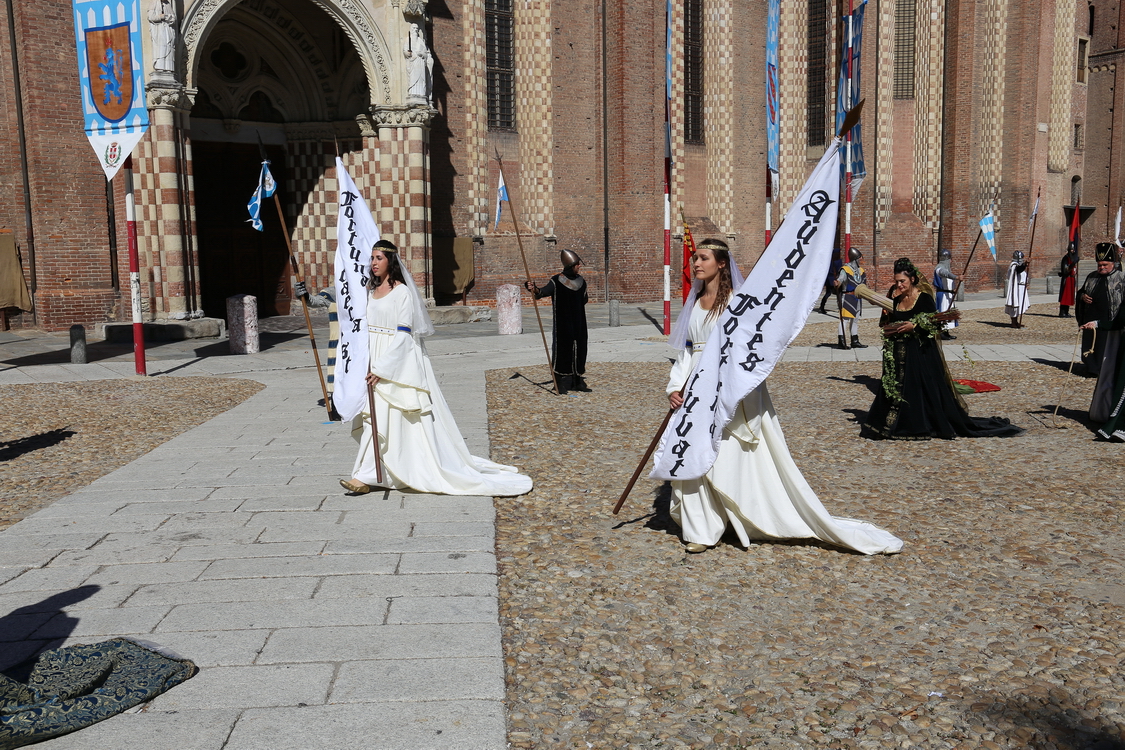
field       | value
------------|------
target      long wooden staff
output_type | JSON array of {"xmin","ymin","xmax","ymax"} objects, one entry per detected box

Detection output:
[
  {"xmin": 1017, "ymin": 186, "xmax": 1041, "ymax": 327},
  {"xmin": 366, "ymin": 380, "xmax": 384, "ymax": 485},
  {"xmin": 494, "ymin": 149, "xmax": 560, "ymax": 394},
  {"xmin": 613, "ymin": 408, "xmax": 674, "ymax": 515},
  {"xmin": 950, "ymin": 228, "xmax": 983, "ymax": 303},
  {"xmin": 256, "ymin": 136, "xmax": 334, "ymax": 419}
]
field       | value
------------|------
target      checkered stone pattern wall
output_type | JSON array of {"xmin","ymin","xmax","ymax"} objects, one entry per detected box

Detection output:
[
  {"xmin": 133, "ymin": 130, "xmax": 160, "ymax": 317},
  {"xmin": 462, "ymin": 0, "xmax": 489, "ymax": 235},
  {"xmin": 670, "ymin": 0, "xmax": 687, "ymax": 217},
  {"xmin": 704, "ymin": 0, "xmax": 734, "ymax": 233},
  {"xmin": 376, "ymin": 126, "xmax": 429, "ymax": 280},
  {"xmin": 977, "ymin": 0, "xmax": 1010, "ymax": 220},
  {"xmin": 777, "ymin": 0, "xmax": 808, "ymax": 210},
  {"xmin": 874, "ymin": 0, "xmax": 894, "ymax": 231},
  {"xmin": 1049, "ymin": 0, "xmax": 1078, "ymax": 173},
  {"xmin": 515, "ymin": 0, "xmax": 554, "ymax": 234},
  {"xmin": 287, "ymin": 140, "xmax": 339, "ymax": 295},
  {"xmin": 912, "ymin": 0, "xmax": 945, "ymax": 228}
]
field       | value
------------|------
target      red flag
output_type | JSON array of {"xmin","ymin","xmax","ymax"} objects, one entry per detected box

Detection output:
[
  {"xmin": 1068, "ymin": 203, "xmax": 1081, "ymax": 243},
  {"xmin": 681, "ymin": 215, "xmax": 696, "ymax": 302}
]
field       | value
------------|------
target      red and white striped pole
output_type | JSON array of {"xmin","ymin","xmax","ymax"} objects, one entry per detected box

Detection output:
[
  {"xmin": 123, "ymin": 155, "xmax": 147, "ymax": 376},
  {"xmin": 663, "ymin": 153, "xmax": 671, "ymax": 335}
]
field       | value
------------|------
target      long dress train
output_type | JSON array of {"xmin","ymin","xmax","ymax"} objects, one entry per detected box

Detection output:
[
  {"xmin": 865, "ymin": 292, "xmax": 1023, "ymax": 440},
  {"xmin": 667, "ymin": 304, "xmax": 902, "ymax": 555},
  {"xmin": 350, "ymin": 284, "xmax": 532, "ymax": 496}
]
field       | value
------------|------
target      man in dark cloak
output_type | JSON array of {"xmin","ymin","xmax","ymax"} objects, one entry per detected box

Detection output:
[
  {"xmin": 1077, "ymin": 242, "xmax": 1125, "ymax": 379},
  {"xmin": 526, "ymin": 249, "xmax": 589, "ymax": 393},
  {"xmin": 1059, "ymin": 242, "xmax": 1079, "ymax": 317}
]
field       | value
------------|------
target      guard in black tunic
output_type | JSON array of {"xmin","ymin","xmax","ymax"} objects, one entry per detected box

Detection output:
[{"xmin": 526, "ymin": 249, "xmax": 589, "ymax": 393}]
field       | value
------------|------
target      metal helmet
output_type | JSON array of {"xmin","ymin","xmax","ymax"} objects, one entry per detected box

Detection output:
[
  {"xmin": 848, "ymin": 248, "xmax": 863, "ymax": 262},
  {"xmin": 1095, "ymin": 242, "xmax": 1118, "ymax": 263},
  {"xmin": 560, "ymin": 249, "xmax": 582, "ymax": 268},
  {"xmin": 1012, "ymin": 250, "xmax": 1025, "ymax": 261},
  {"xmin": 938, "ymin": 248, "xmax": 952, "ymax": 261}
]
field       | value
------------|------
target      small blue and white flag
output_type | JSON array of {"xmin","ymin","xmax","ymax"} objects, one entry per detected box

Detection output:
[
  {"xmin": 247, "ymin": 161, "xmax": 277, "ymax": 232},
  {"xmin": 980, "ymin": 210, "xmax": 997, "ymax": 259},
  {"xmin": 494, "ymin": 171, "xmax": 509, "ymax": 229},
  {"xmin": 1115, "ymin": 205, "xmax": 1122, "ymax": 247}
]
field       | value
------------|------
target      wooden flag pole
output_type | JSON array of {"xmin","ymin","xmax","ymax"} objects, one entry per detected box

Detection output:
[
  {"xmin": 366, "ymin": 380, "xmax": 384, "ymax": 485},
  {"xmin": 255, "ymin": 133, "xmax": 334, "ymax": 419},
  {"xmin": 951, "ymin": 228, "xmax": 983, "ymax": 303},
  {"xmin": 495, "ymin": 150, "xmax": 560, "ymax": 394},
  {"xmin": 1017, "ymin": 186, "xmax": 1041, "ymax": 327},
  {"xmin": 613, "ymin": 408, "xmax": 674, "ymax": 516},
  {"xmin": 270, "ymin": 192, "xmax": 335, "ymax": 419}
]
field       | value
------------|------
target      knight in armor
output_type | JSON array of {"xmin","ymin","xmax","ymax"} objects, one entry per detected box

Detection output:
[
  {"xmin": 834, "ymin": 248, "xmax": 868, "ymax": 349},
  {"xmin": 1059, "ymin": 242, "xmax": 1079, "ymax": 317},
  {"xmin": 1077, "ymin": 242, "xmax": 1125, "ymax": 381},
  {"xmin": 526, "ymin": 249, "xmax": 590, "ymax": 393},
  {"xmin": 932, "ymin": 248, "xmax": 960, "ymax": 340},
  {"xmin": 1004, "ymin": 250, "xmax": 1030, "ymax": 327}
]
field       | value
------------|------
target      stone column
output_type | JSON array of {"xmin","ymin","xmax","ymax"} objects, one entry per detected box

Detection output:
[
  {"xmin": 371, "ymin": 105, "xmax": 437, "ymax": 299},
  {"xmin": 496, "ymin": 284, "xmax": 523, "ymax": 334},
  {"xmin": 146, "ymin": 86, "xmax": 198, "ymax": 320}
]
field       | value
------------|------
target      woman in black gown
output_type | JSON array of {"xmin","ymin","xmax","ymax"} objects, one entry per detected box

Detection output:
[{"xmin": 865, "ymin": 258, "xmax": 1024, "ymax": 440}]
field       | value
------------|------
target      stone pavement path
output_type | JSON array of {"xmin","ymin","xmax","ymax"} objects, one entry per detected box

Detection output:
[{"xmin": 0, "ymin": 290, "xmax": 1087, "ymax": 749}]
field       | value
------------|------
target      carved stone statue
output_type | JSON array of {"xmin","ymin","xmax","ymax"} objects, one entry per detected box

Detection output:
[
  {"xmin": 148, "ymin": 0, "xmax": 177, "ymax": 76},
  {"xmin": 403, "ymin": 22, "xmax": 433, "ymax": 105}
]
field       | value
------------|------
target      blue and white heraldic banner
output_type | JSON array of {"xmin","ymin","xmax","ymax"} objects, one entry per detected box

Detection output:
[
  {"xmin": 650, "ymin": 141, "xmax": 842, "ymax": 481},
  {"xmin": 332, "ymin": 158, "xmax": 381, "ymax": 422},
  {"xmin": 72, "ymin": 0, "xmax": 149, "ymax": 180}
]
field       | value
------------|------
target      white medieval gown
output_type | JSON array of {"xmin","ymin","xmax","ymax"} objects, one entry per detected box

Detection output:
[
  {"xmin": 351, "ymin": 284, "xmax": 532, "ymax": 496},
  {"xmin": 666, "ymin": 303, "xmax": 902, "ymax": 555}
]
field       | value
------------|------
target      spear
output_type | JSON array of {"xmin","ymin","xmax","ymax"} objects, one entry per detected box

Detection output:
[
  {"xmin": 613, "ymin": 407, "xmax": 673, "ymax": 515},
  {"xmin": 1017, "ymin": 186, "xmax": 1041, "ymax": 327},
  {"xmin": 494, "ymin": 149, "xmax": 560, "ymax": 394},
  {"xmin": 256, "ymin": 133, "xmax": 336, "ymax": 419},
  {"xmin": 366, "ymin": 380, "xmax": 384, "ymax": 485},
  {"xmin": 950, "ymin": 228, "xmax": 983, "ymax": 302}
]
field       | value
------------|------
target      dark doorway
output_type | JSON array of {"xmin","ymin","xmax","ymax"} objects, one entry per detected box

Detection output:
[{"xmin": 193, "ymin": 141, "xmax": 292, "ymax": 319}]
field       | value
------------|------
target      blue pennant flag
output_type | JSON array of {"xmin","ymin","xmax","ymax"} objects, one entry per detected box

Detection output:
[
  {"xmin": 494, "ymin": 170, "xmax": 509, "ymax": 229},
  {"xmin": 247, "ymin": 161, "xmax": 277, "ymax": 232},
  {"xmin": 835, "ymin": 0, "xmax": 867, "ymax": 196},
  {"xmin": 980, "ymin": 210, "xmax": 997, "ymax": 259}
]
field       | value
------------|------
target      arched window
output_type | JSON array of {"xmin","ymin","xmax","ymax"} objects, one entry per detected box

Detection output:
[
  {"xmin": 684, "ymin": 0, "xmax": 704, "ymax": 143},
  {"xmin": 807, "ymin": 0, "xmax": 827, "ymax": 146},
  {"xmin": 1089, "ymin": 4, "xmax": 1095, "ymax": 36},
  {"xmin": 894, "ymin": 0, "xmax": 917, "ymax": 99}
]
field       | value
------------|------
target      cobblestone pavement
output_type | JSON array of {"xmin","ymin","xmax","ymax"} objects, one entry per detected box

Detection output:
[
  {"xmin": 486, "ymin": 353, "xmax": 1123, "ymax": 749},
  {"xmin": 0, "ymin": 379, "xmax": 264, "ymax": 530}
]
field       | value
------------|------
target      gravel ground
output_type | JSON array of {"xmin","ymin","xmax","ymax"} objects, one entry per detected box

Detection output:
[
  {"xmin": 0, "ymin": 378, "xmax": 263, "ymax": 530},
  {"xmin": 486, "ymin": 354, "xmax": 1124, "ymax": 749},
  {"xmin": 790, "ymin": 303, "xmax": 1083, "ymax": 349}
]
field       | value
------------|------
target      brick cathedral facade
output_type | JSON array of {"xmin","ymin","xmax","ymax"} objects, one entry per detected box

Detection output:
[{"xmin": 0, "ymin": 0, "xmax": 1103, "ymax": 330}]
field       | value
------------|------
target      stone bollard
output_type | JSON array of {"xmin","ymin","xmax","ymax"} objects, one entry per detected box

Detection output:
[
  {"xmin": 497, "ymin": 284, "xmax": 523, "ymax": 335},
  {"xmin": 69, "ymin": 324, "xmax": 87, "ymax": 364},
  {"xmin": 227, "ymin": 294, "xmax": 259, "ymax": 354},
  {"xmin": 1046, "ymin": 275, "xmax": 1054, "ymax": 295},
  {"xmin": 608, "ymin": 299, "xmax": 620, "ymax": 327}
]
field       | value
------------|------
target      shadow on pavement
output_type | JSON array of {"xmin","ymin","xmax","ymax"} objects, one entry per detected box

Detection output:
[
  {"xmin": 0, "ymin": 428, "xmax": 76, "ymax": 461},
  {"xmin": 0, "ymin": 585, "xmax": 101, "ymax": 681},
  {"xmin": 0, "ymin": 332, "xmax": 307, "ymax": 368}
]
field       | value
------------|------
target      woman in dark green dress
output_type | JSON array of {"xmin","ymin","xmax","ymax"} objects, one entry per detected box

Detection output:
[{"xmin": 865, "ymin": 258, "xmax": 1024, "ymax": 440}]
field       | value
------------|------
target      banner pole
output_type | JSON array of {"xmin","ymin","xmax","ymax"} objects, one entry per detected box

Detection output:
[{"xmin": 123, "ymin": 155, "xmax": 146, "ymax": 376}]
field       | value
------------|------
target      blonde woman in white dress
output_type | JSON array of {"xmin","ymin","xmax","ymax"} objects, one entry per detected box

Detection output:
[
  {"xmin": 666, "ymin": 239, "xmax": 901, "ymax": 555},
  {"xmin": 340, "ymin": 240, "xmax": 532, "ymax": 497}
]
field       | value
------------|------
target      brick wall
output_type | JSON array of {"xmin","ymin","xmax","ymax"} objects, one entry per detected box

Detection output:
[{"xmin": 0, "ymin": 0, "xmax": 121, "ymax": 330}]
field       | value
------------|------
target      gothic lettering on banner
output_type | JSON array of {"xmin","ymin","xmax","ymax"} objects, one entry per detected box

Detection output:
[
  {"xmin": 332, "ymin": 158, "xmax": 381, "ymax": 421},
  {"xmin": 651, "ymin": 142, "xmax": 842, "ymax": 481}
]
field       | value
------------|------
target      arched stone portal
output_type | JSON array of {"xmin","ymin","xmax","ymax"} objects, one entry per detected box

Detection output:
[{"xmin": 135, "ymin": 0, "xmax": 436, "ymax": 320}]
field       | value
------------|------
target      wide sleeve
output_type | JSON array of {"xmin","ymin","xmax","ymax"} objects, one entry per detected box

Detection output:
[
  {"xmin": 666, "ymin": 345, "xmax": 693, "ymax": 395},
  {"xmin": 369, "ymin": 286, "xmax": 431, "ymax": 408}
]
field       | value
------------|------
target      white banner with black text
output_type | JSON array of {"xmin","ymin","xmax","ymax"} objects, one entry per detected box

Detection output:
[
  {"xmin": 650, "ymin": 140, "xmax": 841, "ymax": 481},
  {"xmin": 331, "ymin": 159, "xmax": 381, "ymax": 421}
]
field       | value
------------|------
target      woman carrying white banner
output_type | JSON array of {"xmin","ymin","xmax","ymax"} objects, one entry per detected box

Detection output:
[
  {"xmin": 665, "ymin": 239, "xmax": 902, "ymax": 555},
  {"xmin": 340, "ymin": 240, "xmax": 532, "ymax": 496}
]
